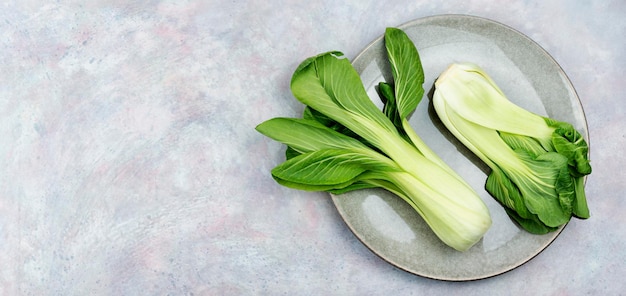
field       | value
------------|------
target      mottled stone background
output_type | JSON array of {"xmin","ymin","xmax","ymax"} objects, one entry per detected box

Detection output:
[{"xmin": 1, "ymin": 1, "xmax": 624, "ymax": 295}]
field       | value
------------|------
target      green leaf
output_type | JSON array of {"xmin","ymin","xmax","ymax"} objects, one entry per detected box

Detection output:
[
  {"xmin": 512, "ymin": 150, "xmax": 571, "ymax": 227},
  {"xmin": 380, "ymin": 28, "xmax": 463, "ymax": 175},
  {"xmin": 271, "ymin": 149, "xmax": 398, "ymax": 187},
  {"xmin": 303, "ymin": 106, "xmax": 370, "ymax": 146},
  {"xmin": 499, "ymin": 131, "xmax": 548, "ymax": 157},
  {"xmin": 377, "ymin": 81, "xmax": 416, "ymax": 144},
  {"xmin": 314, "ymin": 53, "xmax": 398, "ymax": 133},
  {"xmin": 293, "ymin": 51, "xmax": 343, "ymax": 76},
  {"xmin": 328, "ymin": 172, "xmax": 402, "ymax": 194},
  {"xmin": 285, "ymin": 146, "xmax": 301, "ymax": 160},
  {"xmin": 572, "ymin": 176, "xmax": 590, "ymax": 218},
  {"xmin": 550, "ymin": 121, "xmax": 592, "ymax": 176},
  {"xmin": 273, "ymin": 177, "xmax": 356, "ymax": 192},
  {"xmin": 384, "ymin": 27, "xmax": 424, "ymax": 120},
  {"xmin": 504, "ymin": 207, "xmax": 558, "ymax": 234},
  {"xmin": 554, "ymin": 161, "xmax": 576, "ymax": 215},
  {"xmin": 303, "ymin": 106, "xmax": 345, "ymax": 133},
  {"xmin": 485, "ymin": 168, "xmax": 533, "ymax": 219},
  {"xmin": 290, "ymin": 52, "xmax": 400, "ymax": 150},
  {"xmin": 292, "ymin": 52, "xmax": 396, "ymax": 132},
  {"xmin": 377, "ymin": 82, "xmax": 402, "ymax": 129},
  {"xmin": 256, "ymin": 117, "xmax": 368, "ymax": 154},
  {"xmin": 487, "ymin": 169, "xmax": 558, "ymax": 234},
  {"xmin": 327, "ymin": 181, "xmax": 379, "ymax": 194},
  {"xmin": 486, "ymin": 167, "xmax": 559, "ymax": 234},
  {"xmin": 290, "ymin": 52, "xmax": 357, "ymax": 129}
]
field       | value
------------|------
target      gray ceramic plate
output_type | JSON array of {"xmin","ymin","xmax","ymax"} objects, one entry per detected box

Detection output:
[{"xmin": 331, "ymin": 15, "xmax": 589, "ymax": 281}]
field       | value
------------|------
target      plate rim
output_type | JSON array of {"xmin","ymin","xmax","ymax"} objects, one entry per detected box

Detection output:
[{"xmin": 331, "ymin": 14, "xmax": 589, "ymax": 281}]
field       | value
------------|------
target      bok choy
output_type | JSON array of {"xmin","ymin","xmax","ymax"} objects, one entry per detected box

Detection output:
[
  {"xmin": 433, "ymin": 63, "xmax": 591, "ymax": 234},
  {"xmin": 256, "ymin": 28, "xmax": 491, "ymax": 251}
]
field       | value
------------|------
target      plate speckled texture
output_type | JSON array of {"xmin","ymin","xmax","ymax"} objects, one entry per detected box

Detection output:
[{"xmin": 331, "ymin": 15, "xmax": 589, "ymax": 281}]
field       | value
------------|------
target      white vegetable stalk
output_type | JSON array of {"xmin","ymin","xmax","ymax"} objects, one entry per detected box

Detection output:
[
  {"xmin": 434, "ymin": 63, "xmax": 554, "ymax": 149},
  {"xmin": 384, "ymin": 171, "xmax": 492, "ymax": 251},
  {"xmin": 434, "ymin": 63, "xmax": 548, "ymax": 167},
  {"xmin": 356, "ymin": 120, "xmax": 492, "ymax": 251}
]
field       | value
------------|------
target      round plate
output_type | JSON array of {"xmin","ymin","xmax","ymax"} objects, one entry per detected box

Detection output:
[{"xmin": 331, "ymin": 15, "xmax": 589, "ymax": 281}]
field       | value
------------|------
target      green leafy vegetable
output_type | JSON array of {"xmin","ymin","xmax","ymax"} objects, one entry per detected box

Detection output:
[
  {"xmin": 432, "ymin": 62, "xmax": 591, "ymax": 234},
  {"xmin": 256, "ymin": 28, "xmax": 492, "ymax": 251}
]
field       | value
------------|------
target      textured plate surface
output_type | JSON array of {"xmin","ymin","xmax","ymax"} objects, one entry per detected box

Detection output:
[{"xmin": 331, "ymin": 15, "xmax": 589, "ymax": 281}]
